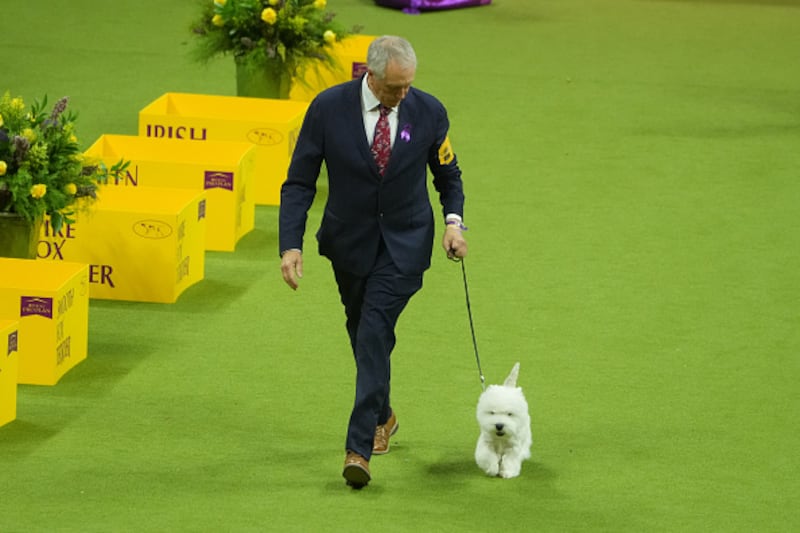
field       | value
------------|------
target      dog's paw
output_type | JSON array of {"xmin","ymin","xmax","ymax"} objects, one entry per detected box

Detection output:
[
  {"xmin": 477, "ymin": 458, "xmax": 500, "ymax": 477},
  {"xmin": 499, "ymin": 461, "xmax": 521, "ymax": 479},
  {"xmin": 484, "ymin": 466, "xmax": 500, "ymax": 477},
  {"xmin": 476, "ymin": 446, "xmax": 501, "ymax": 477}
]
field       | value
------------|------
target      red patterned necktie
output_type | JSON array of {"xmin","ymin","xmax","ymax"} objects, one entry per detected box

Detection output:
[{"xmin": 371, "ymin": 105, "xmax": 392, "ymax": 176}]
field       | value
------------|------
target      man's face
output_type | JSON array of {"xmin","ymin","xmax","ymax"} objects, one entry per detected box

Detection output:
[{"xmin": 368, "ymin": 59, "xmax": 415, "ymax": 108}]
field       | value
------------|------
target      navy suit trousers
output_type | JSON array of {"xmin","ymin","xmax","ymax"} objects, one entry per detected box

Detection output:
[{"xmin": 332, "ymin": 239, "xmax": 423, "ymax": 460}]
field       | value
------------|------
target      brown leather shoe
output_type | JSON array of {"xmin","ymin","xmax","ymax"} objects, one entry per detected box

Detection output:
[
  {"xmin": 372, "ymin": 411, "xmax": 399, "ymax": 455},
  {"xmin": 342, "ymin": 451, "xmax": 370, "ymax": 488}
]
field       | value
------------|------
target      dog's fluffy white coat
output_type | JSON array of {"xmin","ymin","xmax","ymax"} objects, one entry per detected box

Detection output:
[{"xmin": 475, "ymin": 362, "xmax": 531, "ymax": 478}]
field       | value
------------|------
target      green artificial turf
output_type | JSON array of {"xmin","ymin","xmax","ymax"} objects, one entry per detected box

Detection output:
[{"xmin": 1, "ymin": 0, "xmax": 799, "ymax": 531}]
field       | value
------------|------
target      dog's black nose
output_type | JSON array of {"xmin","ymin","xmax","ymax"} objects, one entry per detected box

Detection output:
[{"xmin": 495, "ymin": 423, "xmax": 504, "ymax": 431}]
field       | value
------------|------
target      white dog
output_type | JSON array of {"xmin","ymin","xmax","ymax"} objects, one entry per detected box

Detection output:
[{"xmin": 475, "ymin": 362, "xmax": 532, "ymax": 478}]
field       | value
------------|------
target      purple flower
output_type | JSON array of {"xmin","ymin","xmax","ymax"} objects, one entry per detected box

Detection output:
[
  {"xmin": 400, "ymin": 124, "xmax": 412, "ymax": 142},
  {"xmin": 12, "ymin": 135, "xmax": 30, "ymax": 165},
  {"xmin": 50, "ymin": 96, "xmax": 69, "ymax": 121}
]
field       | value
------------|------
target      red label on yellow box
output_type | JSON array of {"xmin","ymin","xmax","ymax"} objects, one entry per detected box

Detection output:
[
  {"xmin": 0, "ymin": 260, "xmax": 89, "ymax": 386},
  {"xmin": 289, "ymin": 35, "xmax": 376, "ymax": 101}
]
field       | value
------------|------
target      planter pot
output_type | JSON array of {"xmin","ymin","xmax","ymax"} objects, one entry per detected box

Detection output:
[
  {"xmin": 235, "ymin": 58, "xmax": 291, "ymax": 99},
  {"xmin": 0, "ymin": 213, "xmax": 42, "ymax": 259}
]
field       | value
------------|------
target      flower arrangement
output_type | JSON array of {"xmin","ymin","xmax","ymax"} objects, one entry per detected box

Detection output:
[
  {"xmin": 190, "ymin": 0, "xmax": 361, "ymax": 94},
  {"xmin": 0, "ymin": 92, "xmax": 127, "ymax": 232}
]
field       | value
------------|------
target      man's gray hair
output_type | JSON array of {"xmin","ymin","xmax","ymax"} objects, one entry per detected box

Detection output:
[{"xmin": 367, "ymin": 36, "xmax": 417, "ymax": 79}]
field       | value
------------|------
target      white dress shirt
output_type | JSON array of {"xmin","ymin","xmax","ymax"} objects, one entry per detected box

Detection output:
[{"xmin": 361, "ymin": 74, "xmax": 398, "ymax": 147}]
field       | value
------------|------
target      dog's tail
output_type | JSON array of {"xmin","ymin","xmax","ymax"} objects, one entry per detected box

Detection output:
[{"xmin": 503, "ymin": 362, "xmax": 520, "ymax": 387}]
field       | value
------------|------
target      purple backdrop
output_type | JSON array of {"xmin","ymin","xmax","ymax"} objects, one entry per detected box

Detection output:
[{"xmin": 375, "ymin": 0, "xmax": 492, "ymax": 14}]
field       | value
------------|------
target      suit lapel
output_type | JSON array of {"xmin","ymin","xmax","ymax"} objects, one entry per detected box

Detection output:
[{"xmin": 346, "ymin": 78, "xmax": 383, "ymax": 179}]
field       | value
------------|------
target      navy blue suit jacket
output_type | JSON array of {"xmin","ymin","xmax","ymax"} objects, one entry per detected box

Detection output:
[{"xmin": 279, "ymin": 76, "xmax": 465, "ymax": 276}]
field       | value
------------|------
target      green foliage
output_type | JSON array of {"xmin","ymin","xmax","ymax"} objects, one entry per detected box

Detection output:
[
  {"xmin": 0, "ymin": 92, "xmax": 128, "ymax": 232},
  {"xmin": 190, "ymin": 0, "xmax": 362, "ymax": 81}
]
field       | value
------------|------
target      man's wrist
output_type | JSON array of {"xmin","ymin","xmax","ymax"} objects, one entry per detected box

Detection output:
[
  {"xmin": 445, "ymin": 219, "xmax": 467, "ymax": 231},
  {"xmin": 280, "ymin": 248, "xmax": 302, "ymax": 257}
]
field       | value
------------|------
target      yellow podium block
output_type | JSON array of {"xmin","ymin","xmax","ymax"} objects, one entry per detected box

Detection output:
[
  {"xmin": 138, "ymin": 93, "xmax": 308, "ymax": 206},
  {"xmin": 38, "ymin": 187, "xmax": 207, "ymax": 303},
  {"xmin": 290, "ymin": 35, "xmax": 376, "ymax": 101},
  {"xmin": 85, "ymin": 134, "xmax": 256, "ymax": 252},
  {"xmin": 0, "ymin": 259, "xmax": 89, "ymax": 386},
  {"xmin": 0, "ymin": 319, "xmax": 20, "ymax": 425}
]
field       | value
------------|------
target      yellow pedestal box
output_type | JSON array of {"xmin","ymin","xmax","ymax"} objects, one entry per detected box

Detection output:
[
  {"xmin": 85, "ymin": 134, "xmax": 256, "ymax": 252},
  {"xmin": 0, "ymin": 259, "xmax": 89, "ymax": 386},
  {"xmin": 0, "ymin": 319, "xmax": 20, "ymax": 425},
  {"xmin": 38, "ymin": 187, "xmax": 207, "ymax": 304},
  {"xmin": 290, "ymin": 35, "xmax": 376, "ymax": 102},
  {"xmin": 138, "ymin": 93, "xmax": 308, "ymax": 206}
]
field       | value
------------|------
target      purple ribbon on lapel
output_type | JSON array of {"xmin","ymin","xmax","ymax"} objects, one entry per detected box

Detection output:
[{"xmin": 400, "ymin": 124, "xmax": 412, "ymax": 143}]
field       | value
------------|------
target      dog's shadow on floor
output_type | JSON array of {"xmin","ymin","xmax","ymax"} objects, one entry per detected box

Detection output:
[
  {"xmin": 426, "ymin": 459, "xmax": 478, "ymax": 478},
  {"xmin": 426, "ymin": 459, "xmax": 557, "ymax": 486}
]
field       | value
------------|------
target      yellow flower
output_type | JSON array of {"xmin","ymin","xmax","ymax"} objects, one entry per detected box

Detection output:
[
  {"xmin": 69, "ymin": 134, "xmax": 78, "ymax": 144},
  {"xmin": 212, "ymin": 14, "xmax": 224, "ymax": 27},
  {"xmin": 213, "ymin": 0, "xmax": 226, "ymax": 6},
  {"xmin": 314, "ymin": 0, "xmax": 327, "ymax": 8},
  {"xmin": 0, "ymin": 113, "xmax": 3, "ymax": 128},
  {"xmin": 64, "ymin": 183, "xmax": 78, "ymax": 196},
  {"xmin": 261, "ymin": 8, "xmax": 277, "ymax": 25},
  {"xmin": 30, "ymin": 184, "xmax": 48, "ymax": 199},
  {"xmin": 22, "ymin": 128, "xmax": 36, "ymax": 142},
  {"xmin": 268, "ymin": 0, "xmax": 279, "ymax": 5},
  {"xmin": 0, "ymin": 161, "xmax": 7, "ymax": 176},
  {"xmin": 11, "ymin": 98, "xmax": 24, "ymax": 111},
  {"xmin": 323, "ymin": 30, "xmax": 336, "ymax": 44}
]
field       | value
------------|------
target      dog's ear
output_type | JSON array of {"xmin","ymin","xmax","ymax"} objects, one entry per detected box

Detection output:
[{"xmin": 503, "ymin": 362, "xmax": 520, "ymax": 387}]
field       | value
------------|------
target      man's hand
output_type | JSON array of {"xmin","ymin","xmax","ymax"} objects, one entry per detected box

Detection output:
[
  {"xmin": 280, "ymin": 250, "xmax": 303, "ymax": 290},
  {"xmin": 443, "ymin": 226, "xmax": 468, "ymax": 261}
]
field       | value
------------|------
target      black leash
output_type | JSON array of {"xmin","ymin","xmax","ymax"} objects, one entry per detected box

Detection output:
[{"xmin": 456, "ymin": 259, "xmax": 485, "ymax": 390}]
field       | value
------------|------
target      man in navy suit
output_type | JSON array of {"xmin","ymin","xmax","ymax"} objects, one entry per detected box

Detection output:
[{"xmin": 279, "ymin": 35, "xmax": 468, "ymax": 488}]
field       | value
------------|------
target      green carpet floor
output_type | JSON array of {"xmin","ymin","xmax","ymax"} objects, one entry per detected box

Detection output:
[{"xmin": 2, "ymin": 0, "xmax": 799, "ymax": 531}]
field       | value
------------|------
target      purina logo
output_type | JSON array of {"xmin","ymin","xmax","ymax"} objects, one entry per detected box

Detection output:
[
  {"xmin": 204, "ymin": 171, "xmax": 234, "ymax": 191},
  {"xmin": 20, "ymin": 297, "xmax": 53, "ymax": 319},
  {"xmin": 352, "ymin": 62, "xmax": 367, "ymax": 79},
  {"xmin": 8, "ymin": 330, "xmax": 18, "ymax": 355}
]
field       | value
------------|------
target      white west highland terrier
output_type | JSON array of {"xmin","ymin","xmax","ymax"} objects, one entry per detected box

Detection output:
[{"xmin": 475, "ymin": 362, "xmax": 532, "ymax": 478}]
